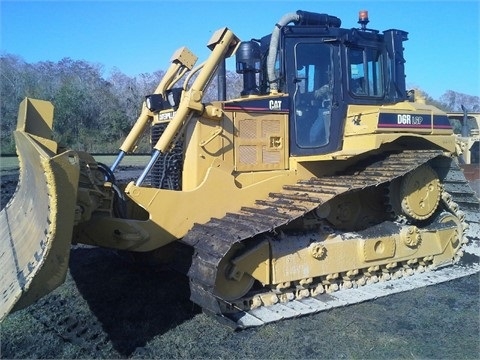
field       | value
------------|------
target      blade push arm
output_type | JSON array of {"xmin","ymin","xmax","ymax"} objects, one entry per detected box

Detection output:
[
  {"xmin": 136, "ymin": 27, "xmax": 240, "ymax": 185},
  {"xmin": 110, "ymin": 47, "xmax": 198, "ymax": 171}
]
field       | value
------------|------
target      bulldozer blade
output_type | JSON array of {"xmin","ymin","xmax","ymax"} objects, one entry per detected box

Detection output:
[{"xmin": 0, "ymin": 98, "xmax": 80, "ymax": 322}]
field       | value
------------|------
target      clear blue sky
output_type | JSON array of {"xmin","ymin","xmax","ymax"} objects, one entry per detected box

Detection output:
[{"xmin": 1, "ymin": 0, "xmax": 479, "ymax": 99}]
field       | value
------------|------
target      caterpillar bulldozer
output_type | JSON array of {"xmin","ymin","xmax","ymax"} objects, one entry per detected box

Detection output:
[{"xmin": 1, "ymin": 10, "xmax": 479, "ymax": 328}]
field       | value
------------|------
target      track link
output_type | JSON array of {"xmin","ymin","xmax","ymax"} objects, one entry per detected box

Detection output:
[{"xmin": 183, "ymin": 150, "xmax": 480, "ymax": 328}]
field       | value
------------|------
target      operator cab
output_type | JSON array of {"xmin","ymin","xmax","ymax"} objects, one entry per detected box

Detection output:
[{"xmin": 237, "ymin": 10, "xmax": 409, "ymax": 156}]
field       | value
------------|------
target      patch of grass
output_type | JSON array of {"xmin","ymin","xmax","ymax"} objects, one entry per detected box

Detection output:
[
  {"xmin": 2, "ymin": 268, "xmax": 479, "ymax": 359},
  {"xmin": 92, "ymin": 155, "xmax": 151, "ymax": 168},
  {"xmin": 0, "ymin": 155, "xmax": 152, "ymax": 173},
  {"xmin": 0, "ymin": 156, "xmax": 18, "ymax": 172}
]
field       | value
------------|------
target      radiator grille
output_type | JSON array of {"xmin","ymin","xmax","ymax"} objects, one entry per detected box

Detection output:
[{"xmin": 150, "ymin": 123, "xmax": 183, "ymax": 190}]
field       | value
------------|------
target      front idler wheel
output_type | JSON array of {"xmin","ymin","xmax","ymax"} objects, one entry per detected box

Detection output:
[{"xmin": 214, "ymin": 244, "xmax": 255, "ymax": 301}]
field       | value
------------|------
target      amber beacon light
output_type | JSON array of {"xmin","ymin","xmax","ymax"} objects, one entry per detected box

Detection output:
[{"xmin": 358, "ymin": 10, "xmax": 369, "ymax": 30}]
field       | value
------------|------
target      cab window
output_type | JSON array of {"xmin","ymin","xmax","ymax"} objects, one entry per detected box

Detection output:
[{"xmin": 348, "ymin": 47, "xmax": 385, "ymax": 97}]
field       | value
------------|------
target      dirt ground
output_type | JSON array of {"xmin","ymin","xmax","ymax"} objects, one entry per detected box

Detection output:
[{"xmin": 1, "ymin": 169, "xmax": 479, "ymax": 359}]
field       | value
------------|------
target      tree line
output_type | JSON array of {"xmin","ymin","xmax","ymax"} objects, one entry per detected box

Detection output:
[
  {"xmin": 0, "ymin": 54, "xmax": 243, "ymax": 154},
  {"xmin": 0, "ymin": 53, "xmax": 478, "ymax": 154},
  {"xmin": 1, "ymin": 54, "xmax": 162, "ymax": 153}
]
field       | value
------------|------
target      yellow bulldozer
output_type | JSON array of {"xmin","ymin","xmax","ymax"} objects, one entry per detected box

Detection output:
[{"xmin": 1, "ymin": 10, "xmax": 479, "ymax": 328}]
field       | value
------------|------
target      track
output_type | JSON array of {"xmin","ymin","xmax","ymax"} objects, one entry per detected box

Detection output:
[
  {"xmin": 183, "ymin": 150, "xmax": 480, "ymax": 328},
  {"xmin": 228, "ymin": 250, "xmax": 480, "ymax": 328}
]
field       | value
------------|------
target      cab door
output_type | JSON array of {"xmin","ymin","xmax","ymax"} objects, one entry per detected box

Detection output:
[{"xmin": 285, "ymin": 39, "xmax": 345, "ymax": 156}]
